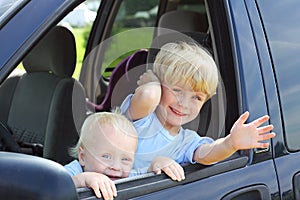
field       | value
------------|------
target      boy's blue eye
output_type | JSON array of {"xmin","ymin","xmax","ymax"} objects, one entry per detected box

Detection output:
[
  {"xmin": 193, "ymin": 95, "xmax": 204, "ymax": 101},
  {"xmin": 173, "ymin": 88, "xmax": 181, "ymax": 93}
]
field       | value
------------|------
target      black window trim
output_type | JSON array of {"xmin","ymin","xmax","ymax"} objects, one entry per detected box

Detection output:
[{"xmin": 77, "ymin": 156, "xmax": 248, "ymax": 199}]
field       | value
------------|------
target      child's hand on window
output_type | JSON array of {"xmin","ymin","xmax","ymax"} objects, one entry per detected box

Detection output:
[
  {"xmin": 148, "ymin": 156, "xmax": 185, "ymax": 181},
  {"xmin": 72, "ymin": 172, "xmax": 117, "ymax": 200}
]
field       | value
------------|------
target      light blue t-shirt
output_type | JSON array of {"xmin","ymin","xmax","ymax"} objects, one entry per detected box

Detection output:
[
  {"xmin": 121, "ymin": 94, "xmax": 214, "ymax": 174},
  {"xmin": 64, "ymin": 160, "xmax": 82, "ymax": 177}
]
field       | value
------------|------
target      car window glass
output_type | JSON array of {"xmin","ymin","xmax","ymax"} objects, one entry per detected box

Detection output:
[
  {"xmin": 177, "ymin": 0, "xmax": 206, "ymax": 14},
  {"xmin": 9, "ymin": 0, "xmax": 102, "ymax": 80},
  {"xmin": 101, "ymin": 0, "xmax": 159, "ymax": 80},
  {"xmin": 59, "ymin": 0, "xmax": 101, "ymax": 80},
  {"xmin": 0, "ymin": 0, "xmax": 28, "ymax": 26},
  {"xmin": 257, "ymin": 0, "xmax": 300, "ymax": 151}
]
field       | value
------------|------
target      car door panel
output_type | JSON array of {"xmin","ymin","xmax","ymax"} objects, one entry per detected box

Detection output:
[
  {"xmin": 293, "ymin": 172, "xmax": 300, "ymax": 200},
  {"xmin": 221, "ymin": 184, "xmax": 271, "ymax": 200},
  {"xmin": 255, "ymin": 0, "xmax": 300, "ymax": 199},
  {"xmin": 130, "ymin": 159, "xmax": 277, "ymax": 200}
]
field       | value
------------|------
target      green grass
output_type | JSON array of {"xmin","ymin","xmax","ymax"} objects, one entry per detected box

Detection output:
[
  {"xmin": 72, "ymin": 27, "xmax": 154, "ymax": 80},
  {"xmin": 101, "ymin": 28, "xmax": 153, "ymax": 78},
  {"xmin": 73, "ymin": 27, "xmax": 91, "ymax": 80}
]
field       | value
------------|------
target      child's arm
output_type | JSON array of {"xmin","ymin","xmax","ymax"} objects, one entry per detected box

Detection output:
[
  {"xmin": 72, "ymin": 172, "xmax": 117, "ymax": 200},
  {"xmin": 127, "ymin": 70, "xmax": 161, "ymax": 120},
  {"xmin": 148, "ymin": 156, "xmax": 185, "ymax": 181},
  {"xmin": 193, "ymin": 111, "xmax": 276, "ymax": 165}
]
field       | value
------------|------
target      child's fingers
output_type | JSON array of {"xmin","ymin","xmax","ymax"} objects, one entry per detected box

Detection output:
[
  {"xmin": 99, "ymin": 181, "xmax": 115, "ymax": 200},
  {"xmin": 168, "ymin": 165, "xmax": 183, "ymax": 181},
  {"xmin": 111, "ymin": 181, "xmax": 117, "ymax": 197},
  {"xmin": 257, "ymin": 124, "xmax": 274, "ymax": 134},
  {"xmin": 162, "ymin": 167, "xmax": 175, "ymax": 179},
  {"xmin": 98, "ymin": 182, "xmax": 109, "ymax": 200},
  {"xmin": 173, "ymin": 163, "xmax": 185, "ymax": 181},
  {"xmin": 162, "ymin": 163, "xmax": 185, "ymax": 181},
  {"xmin": 250, "ymin": 115, "xmax": 270, "ymax": 127},
  {"xmin": 235, "ymin": 111, "xmax": 249, "ymax": 126},
  {"xmin": 163, "ymin": 167, "xmax": 178, "ymax": 181},
  {"xmin": 153, "ymin": 168, "xmax": 162, "ymax": 175},
  {"xmin": 256, "ymin": 142, "xmax": 270, "ymax": 149},
  {"xmin": 90, "ymin": 182, "xmax": 102, "ymax": 198},
  {"xmin": 258, "ymin": 132, "xmax": 276, "ymax": 141}
]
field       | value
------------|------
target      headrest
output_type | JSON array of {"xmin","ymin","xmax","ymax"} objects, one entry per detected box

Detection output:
[
  {"xmin": 23, "ymin": 26, "xmax": 76, "ymax": 77},
  {"xmin": 147, "ymin": 30, "xmax": 211, "ymax": 65},
  {"xmin": 157, "ymin": 10, "xmax": 208, "ymax": 36}
]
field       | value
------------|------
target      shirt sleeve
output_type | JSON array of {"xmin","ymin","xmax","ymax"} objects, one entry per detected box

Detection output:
[
  {"xmin": 120, "ymin": 93, "xmax": 153, "ymax": 128},
  {"xmin": 64, "ymin": 160, "xmax": 83, "ymax": 177},
  {"xmin": 120, "ymin": 94, "xmax": 133, "ymax": 115},
  {"xmin": 184, "ymin": 132, "xmax": 214, "ymax": 164}
]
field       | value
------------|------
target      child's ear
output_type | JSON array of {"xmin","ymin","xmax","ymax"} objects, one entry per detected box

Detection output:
[{"xmin": 78, "ymin": 146, "xmax": 85, "ymax": 166}]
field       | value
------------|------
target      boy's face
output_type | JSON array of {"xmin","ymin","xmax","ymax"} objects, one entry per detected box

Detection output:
[
  {"xmin": 156, "ymin": 82, "xmax": 207, "ymax": 133},
  {"xmin": 78, "ymin": 123, "xmax": 137, "ymax": 180}
]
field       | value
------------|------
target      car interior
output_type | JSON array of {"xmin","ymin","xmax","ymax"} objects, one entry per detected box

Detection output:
[
  {"xmin": 77, "ymin": 3, "xmax": 242, "ymax": 197},
  {"xmin": 0, "ymin": 26, "xmax": 87, "ymax": 165},
  {"xmin": 0, "ymin": 0, "xmax": 244, "ymax": 198},
  {"xmin": 86, "ymin": 6, "xmax": 227, "ymax": 140}
]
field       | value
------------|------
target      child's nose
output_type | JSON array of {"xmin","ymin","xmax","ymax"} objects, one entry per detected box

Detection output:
[
  {"xmin": 110, "ymin": 160, "xmax": 122, "ymax": 171},
  {"xmin": 177, "ymin": 94, "xmax": 188, "ymax": 106}
]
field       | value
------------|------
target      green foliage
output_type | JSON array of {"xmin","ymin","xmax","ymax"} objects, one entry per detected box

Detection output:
[{"xmin": 72, "ymin": 26, "xmax": 92, "ymax": 79}]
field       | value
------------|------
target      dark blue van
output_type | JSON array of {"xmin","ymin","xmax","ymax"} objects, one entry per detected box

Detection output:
[{"xmin": 0, "ymin": 0, "xmax": 299, "ymax": 199}]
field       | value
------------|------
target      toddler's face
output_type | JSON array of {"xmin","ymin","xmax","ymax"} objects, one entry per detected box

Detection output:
[
  {"xmin": 79, "ymin": 123, "xmax": 137, "ymax": 180},
  {"xmin": 156, "ymin": 82, "xmax": 207, "ymax": 133}
]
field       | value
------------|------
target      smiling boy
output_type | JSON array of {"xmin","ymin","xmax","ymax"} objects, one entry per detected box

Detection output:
[{"xmin": 121, "ymin": 41, "xmax": 275, "ymax": 180}]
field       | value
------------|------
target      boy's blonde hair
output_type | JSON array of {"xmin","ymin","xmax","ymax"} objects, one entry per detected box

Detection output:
[
  {"xmin": 153, "ymin": 41, "xmax": 218, "ymax": 100},
  {"xmin": 69, "ymin": 108, "xmax": 137, "ymax": 158}
]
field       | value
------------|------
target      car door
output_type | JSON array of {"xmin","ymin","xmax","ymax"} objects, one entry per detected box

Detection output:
[
  {"xmin": 255, "ymin": 0, "xmax": 300, "ymax": 199},
  {"xmin": 78, "ymin": 0, "xmax": 279, "ymax": 199}
]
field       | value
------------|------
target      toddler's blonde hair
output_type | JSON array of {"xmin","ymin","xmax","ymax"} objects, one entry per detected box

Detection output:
[{"xmin": 69, "ymin": 108, "xmax": 137, "ymax": 158}]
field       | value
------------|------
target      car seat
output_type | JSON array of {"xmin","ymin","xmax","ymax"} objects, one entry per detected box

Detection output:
[
  {"xmin": 87, "ymin": 49, "xmax": 149, "ymax": 112},
  {"xmin": 155, "ymin": 10, "xmax": 208, "ymax": 36},
  {"xmin": 0, "ymin": 26, "xmax": 87, "ymax": 165}
]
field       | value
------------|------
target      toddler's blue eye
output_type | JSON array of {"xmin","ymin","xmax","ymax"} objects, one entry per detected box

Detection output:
[
  {"xmin": 122, "ymin": 157, "xmax": 133, "ymax": 163},
  {"xmin": 102, "ymin": 154, "xmax": 111, "ymax": 159}
]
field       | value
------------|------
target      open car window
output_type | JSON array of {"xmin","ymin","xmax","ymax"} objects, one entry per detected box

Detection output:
[{"xmin": 76, "ymin": 0, "xmax": 245, "ymax": 198}]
